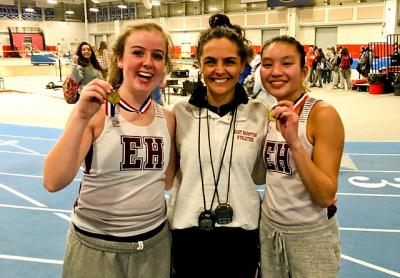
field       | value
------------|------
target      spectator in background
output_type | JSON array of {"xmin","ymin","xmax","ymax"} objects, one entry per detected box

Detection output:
[
  {"xmin": 310, "ymin": 48, "xmax": 326, "ymax": 88},
  {"xmin": 357, "ymin": 46, "xmax": 370, "ymax": 78},
  {"xmin": 324, "ymin": 47, "xmax": 335, "ymax": 83},
  {"xmin": 97, "ymin": 41, "xmax": 112, "ymax": 79},
  {"xmin": 332, "ymin": 45, "xmax": 343, "ymax": 89},
  {"xmin": 338, "ymin": 47, "xmax": 353, "ymax": 90},
  {"xmin": 305, "ymin": 46, "xmax": 316, "ymax": 85},
  {"xmin": 390, "ymin": 43, "xmax": 400, "ymax": 66},
  {"xmin": 71, "ymin": 42, "xmax": 103, "ymax": 99},
  {"xmin": 239, "ymin": 46, "xmax": 255, "ymax": 84},
  {"xmin": 243, "ymin": 61, "xmax": 277, "ymax": 107},
  {"xmin": 250, "ymin": 51, "xmax": 261, "ymax": 68}
]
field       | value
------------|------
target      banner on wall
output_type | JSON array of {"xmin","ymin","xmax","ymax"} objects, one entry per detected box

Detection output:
[
  {"xmin": 267, "ymin": 0, "xmax": 314, "ymax": 7},
  {"xmin": 21, "ymin": 6, "xmax": 42, "ymax": 21},
  {"xmin": 6, "ymin": 5, "xmax": 18, "ymax": 19},
  {"xmin": 0, "ymin": 5, "xmax": 6, "ymax": 18},
  {"xmin": 122, "ymin": 5, "xmax": 134, "ymax": 20},
  {"xmin": 44, "ymin": 8, "xmax": 54, "ymax": 21}
]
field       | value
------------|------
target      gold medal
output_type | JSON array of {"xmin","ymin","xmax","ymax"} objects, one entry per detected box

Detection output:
[
  {"xmin": 269, "ymin": 105, "xmax": 277, "ymax": 122},
  {"xmin": 107, "ymin": 89, "xmax": 120, "ymax": 105},
  {"xmin": 268, "ymin": 106, "xmax": 281, "ymax": 132},
  {"xmin": 268, "ymin": 110, "xmax": 276, "ymax": 122}
]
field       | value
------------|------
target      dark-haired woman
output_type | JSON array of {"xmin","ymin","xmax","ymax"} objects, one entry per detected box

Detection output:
[
  {"xmin": 259, "ymin": 35, "xmax": 344, "ymax": 277},
  {"xmin": 71, "ymin": 42, "xmax": 103, "ymax": 99},
  {"xmin": 168, "ymin": 19, "xmax": 268, "ymax": 278}
]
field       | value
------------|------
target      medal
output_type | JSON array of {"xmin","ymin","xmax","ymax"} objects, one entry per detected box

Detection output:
[
  {"xmin": 268, "ymin": 106, "xmax": 276, "ymax": 122},
  {"xmin": 269, "ymin": 93, "xmax": 309, "ymax": 132},
  {"xmin": 105, "ymin": 93, "xmax": 152, "ymax": 119},
  {"xmin": 198, "ymin": 210, "xmax": 216, "ymax": 231},
  {"xmin": 107, "ymin": 89, "xmax": 120, "ymax": 105},
  {"xmin": 268, "ymin": 106, "xmax": 280, "ymax": 131},
  {"xmin": 214, "ymin": 203, "xmax": 233, "ymax": 225}
]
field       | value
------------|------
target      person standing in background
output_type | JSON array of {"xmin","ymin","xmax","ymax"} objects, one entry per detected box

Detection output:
[
  {"xmin": 305, "ymin": 46, "xmax": 316, "ymax": 85},
  {"xmin": 43, "ymin": 22, "xmax": 176, "ymax": 278},
  {"xmin": 259, "ymin": 35, "xmax": 344, "ymax": 277},
  {"xmin": 338, "ymin": 47, "xmax": 353, "ymax": 90},
  {"xmin": 71, "ymin": 42, "xmax": 103, "ymax": 99},
  {"xmin": 97, "ymin": 41, "xmax": 112, "ymax": 79},
  {"xmin": 310, "ymin": 48, "xmax": 326, "ymax": 88},
  {"xmin": 332, "ymin": 45, "xmax": 343, "ymax": 89}
]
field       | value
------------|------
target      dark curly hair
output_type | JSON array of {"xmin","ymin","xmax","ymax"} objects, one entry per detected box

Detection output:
[{"xmin": 75, "ymin": 42, "xmax": 101, "ymax": 70}]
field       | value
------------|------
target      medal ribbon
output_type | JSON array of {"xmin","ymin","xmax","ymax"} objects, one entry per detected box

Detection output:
[
  {"xmin": 293, "ymin": 92, "xmax": 309, "ymax": 111},
  {"xmin": 106, "ymin": 95, "xmax": 152, "ymax": 117}
]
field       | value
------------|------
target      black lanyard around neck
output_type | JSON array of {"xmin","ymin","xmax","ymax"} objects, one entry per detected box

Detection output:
[{"xmin": 198, "ymin": 108, "xmax": 237, "ymax": 212}]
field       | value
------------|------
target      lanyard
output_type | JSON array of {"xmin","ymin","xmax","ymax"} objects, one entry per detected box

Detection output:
[{"xmin": 198, "ymin": 108, "xmax": 237, "ymax": 212}]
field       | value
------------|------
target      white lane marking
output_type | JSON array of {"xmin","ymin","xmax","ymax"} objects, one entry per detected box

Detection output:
[
  {"xmin": 341, "ymin": 254, "xmax": 400, "ymax": 277},
  {"xmin": 0, "ymin": 150, "xmax": 45, "ymax": 156},
  {"xmin": 257, "ymin": 190, "xmax": 400, "ymax": 198},
  {"xmin": 0, "ymin": 140, "xmax": 39, "ymax": 154},
  {"xmin": 0, "ymin": 172, "xmax": 44, "ymax": 179},
  {"xmin": 0, "ymin": 172, "xmax": 81, "ymax": 182},
  {"xmin": 53, "ymin": 213, "xmax": 71, "ymax": 222},
  {"xmin": 0, "ymin": 134, "xmax": 58, "ymax": 141},
  {"xmin": 341, "ymin": 154, "xmax": 358, "ymax": 170},
  {"xmin": 341, "ymin": 170, "xmax": 400, "ymax": 173},
  {"xmin": 340, "ymin": 227, "xmax": 400, "ymax": 233},
  {"xmin": 0, "ymin": 183, "xmax": 47, "ymax": 207},
  {"xmin": 337, "ymin": 193, "xmax": 400, "ymax": 197},
  {"xmin": 0, "ymin": 254, "xmax": 63, "ymax": 265},
  {"xmin": 345, "ymin": 153, "xmax": 400, "ymax": 156},
  {"xmin": 0, "ymin": 204, "xmax": 71, "ymax": 213},
  {"xmin": 0, "ymin": 183, "xmax": 72, "ymax": 222}
]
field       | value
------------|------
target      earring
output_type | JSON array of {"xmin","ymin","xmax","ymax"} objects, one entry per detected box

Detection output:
[{"xmin": 302, "ymin": 83, "xmax": 311, "ymax": 92}]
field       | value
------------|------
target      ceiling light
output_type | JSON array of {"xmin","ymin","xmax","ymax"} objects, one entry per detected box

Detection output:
[
  {"xmin": 151, "ymin": 0, "xmax": 160, "ymax": 5},
  {"xmin": 91, "ymin": 0, "xmax": 99, "ymax": 3},
  {"xmin": 65, "ymin": 10, "xmax": 74, "ymax": 15},
  {"xmin": 117, "ymin": 4, "xmax": 127, "ymax": 9},
  {"xmin": 47, "ymin": 0, "xmax": 57, "ymax": 4},
  {"xmin": 89, "ymin": 7, "xmax": 99, "ymax": 12},
  {"xmin": 25, "ymin": 7, "xmax": 34, "ymax": 12}
]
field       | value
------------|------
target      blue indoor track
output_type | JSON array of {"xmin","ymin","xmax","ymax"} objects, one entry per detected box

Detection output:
[{"xmin": 0, "ymin": 123, "xmax": 399, "ymax": 277}]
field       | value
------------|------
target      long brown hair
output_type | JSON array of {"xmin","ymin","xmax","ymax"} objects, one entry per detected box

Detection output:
[{"xmin": 75, "ymin": 42, "xmax": 101, "ymax": 70}]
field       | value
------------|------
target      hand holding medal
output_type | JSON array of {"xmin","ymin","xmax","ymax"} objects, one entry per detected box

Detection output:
[
  {"xmin": 269, "ymin": 93, "xmax": 309, "ymax": 132},
  {"xmin": 107, "ymin": 89, "xmax": 120, "ymax": 105}
]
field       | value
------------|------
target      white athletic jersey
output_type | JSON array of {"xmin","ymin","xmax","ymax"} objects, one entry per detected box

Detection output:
[
  {"xmin": 73, "ymin": 103, "xmax": 171, "ymax": 237},
  {"xmin": 261, "ymin": 97, "xmax": 329, "ymax": 225},
  {"xmin": 168, "ymin": 99, "xmax": 268, "ymax": 230}
]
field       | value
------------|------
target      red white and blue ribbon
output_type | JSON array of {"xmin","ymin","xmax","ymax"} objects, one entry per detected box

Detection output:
[
  {"xmin": 106, "ymin": 96, "xmax": 152, "ymax": 117},
  {"xmin": 293, "ymin": 93, "xmax": 309, "ymax": 110}
]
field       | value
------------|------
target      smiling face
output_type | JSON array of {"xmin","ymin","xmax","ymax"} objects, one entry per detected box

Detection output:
[
  {"xmin": 260, "ymin": 41, "xmax": 307, "ymax": 102},
  {"xmin": 117, "ymin": 29, "xmax": 166, "ymax": 95},
  {"xmin": 80, "ymin": 44, "xmax": 92, "ymax": 59},
  {"xmin": 199, "ymin": 37, "xmax": 244, "ymax": 106}
]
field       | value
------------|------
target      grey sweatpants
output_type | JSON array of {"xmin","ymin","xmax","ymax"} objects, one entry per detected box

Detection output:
[
  {"xmin": 259, "ymin": 214, "xmax": 340, "ymax": 278},
  {"xmin": 62, "ymin": 223, "xmax": 171, "ymax": 278}
]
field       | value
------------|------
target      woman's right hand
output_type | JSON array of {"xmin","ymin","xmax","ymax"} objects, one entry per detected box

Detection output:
[
  {"xmin": 72, "ymin": 54, "xmax": 79, "ymax": 63},
  {"xmin": 75, "ymin": 78, "xmax": 113, "ymax": 120}
]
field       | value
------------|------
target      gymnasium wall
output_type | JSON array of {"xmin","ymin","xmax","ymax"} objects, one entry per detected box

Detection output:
[{"xmin": 0, "ymin": 2, "xmax": 394, "ymax": 59}]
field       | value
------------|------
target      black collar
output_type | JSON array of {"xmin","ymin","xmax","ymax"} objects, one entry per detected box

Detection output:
[{"xmin": 189, "ymin": 83, "xmax": 248, "ymax": 117}]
